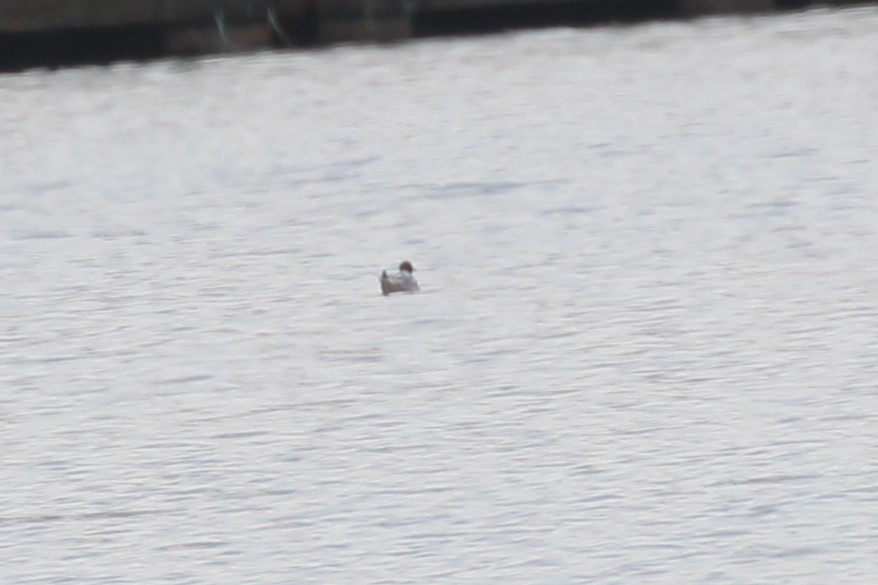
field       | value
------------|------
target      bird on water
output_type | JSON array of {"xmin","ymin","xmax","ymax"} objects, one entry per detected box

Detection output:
[{"xmin": 380, "ymin": 261, "xmax": 420, "ymax": 295}]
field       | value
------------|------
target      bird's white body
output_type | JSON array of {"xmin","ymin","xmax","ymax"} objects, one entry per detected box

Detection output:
[{"xmin": 380, "ymin": 261, "xmax": 419, "ymax": 295}]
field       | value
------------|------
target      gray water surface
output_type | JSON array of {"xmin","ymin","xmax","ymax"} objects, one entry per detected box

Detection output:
[{"xmin": 2, "ymin": 6, "xmax": 878, "ymax": 584}]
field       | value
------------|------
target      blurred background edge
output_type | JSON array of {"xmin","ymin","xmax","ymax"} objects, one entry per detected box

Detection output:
[{"xmin": 0, "ymin": 0, "xmax": 869, "ymax": 71}]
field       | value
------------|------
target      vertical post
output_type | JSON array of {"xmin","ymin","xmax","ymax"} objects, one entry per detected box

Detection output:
[{"xmin": 214, "ymin": 6, "xmax": 229, "ymax": 45}]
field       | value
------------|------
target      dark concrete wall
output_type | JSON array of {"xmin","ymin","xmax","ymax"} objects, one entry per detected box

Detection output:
[
  {"xmin": 0, "ymin": 0, "xmax": 871, "ymax": 70},
  {"xmin": 0, "ymin": 0, "xmax": 306, "ymax": 33},
  {"xmin": 678, "ymin": 0, "xmax": 774, "ymax": 15}
]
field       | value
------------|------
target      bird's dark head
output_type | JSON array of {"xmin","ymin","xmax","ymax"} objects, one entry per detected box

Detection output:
[{"xmin": 399, "ymin": 261, "xmax": 415, "ymax": 273}]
